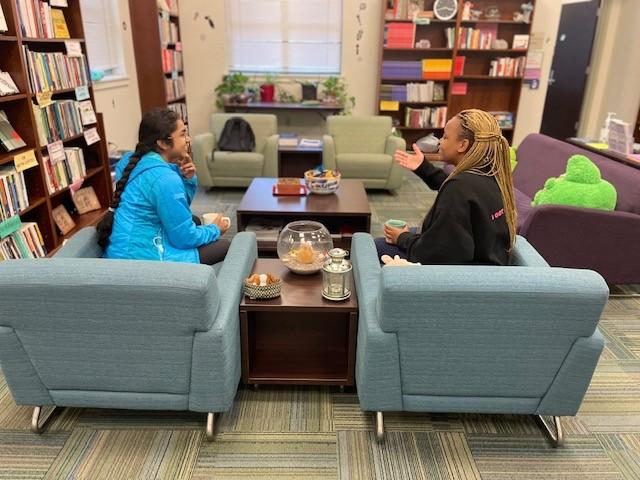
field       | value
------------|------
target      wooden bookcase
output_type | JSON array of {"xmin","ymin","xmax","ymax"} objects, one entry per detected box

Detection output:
[
  {"xmin": 377, "ymin": 0, "xmax": 535, "ymax": 146},
  {"xmin": 0, "ymin": 0, "xmax": 112, "ymax": 255},
  {"xmin": 128, "ymin": 0, "xmax": 187, "ymax": 123}
]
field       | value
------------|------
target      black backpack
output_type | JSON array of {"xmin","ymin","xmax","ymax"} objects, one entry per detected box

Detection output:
[{"xmin": 217, "ymin": 117, "xmax": 256, "ymax": 152}]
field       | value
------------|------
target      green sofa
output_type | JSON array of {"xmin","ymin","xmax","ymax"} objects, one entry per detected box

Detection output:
[
  {"xmin": 192, "ymin": 113, "xmax": 279, "ymax": 188},
  {"xmin": 323, "ymin": 116, "xmax": 406, "ymax": 191}
]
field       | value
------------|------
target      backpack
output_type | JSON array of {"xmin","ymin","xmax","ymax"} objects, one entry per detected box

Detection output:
[{"xmin": 217, "ymin": 117, "xmax": 256, "ymax": 152}]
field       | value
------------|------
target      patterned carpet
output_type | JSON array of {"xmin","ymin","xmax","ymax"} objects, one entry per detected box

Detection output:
[{"xmin": 1, "ymin": 173, "xmax": 639, "ymax": 479}]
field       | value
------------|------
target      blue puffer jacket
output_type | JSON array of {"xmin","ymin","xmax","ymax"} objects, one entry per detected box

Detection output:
[{"xmin": 103, "ymin": 151, "xmax": 220, "ymax": 263}]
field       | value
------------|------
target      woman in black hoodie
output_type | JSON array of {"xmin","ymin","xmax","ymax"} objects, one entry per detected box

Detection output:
[{"xmin": 377, "ymin": 109, "xmax": 517, "ymax": 265}]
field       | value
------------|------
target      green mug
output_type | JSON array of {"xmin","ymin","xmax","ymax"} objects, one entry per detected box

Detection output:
[{"xmin": 385, "ymin": 219, "xmax": 407, "ymax": 229}]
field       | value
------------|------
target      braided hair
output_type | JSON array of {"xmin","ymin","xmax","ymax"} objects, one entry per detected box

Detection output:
[
  {"xmin": 97, "ymin": 107, "xmax": 180, "ymax": 249},
  {"xmin": 449, "ymin": 109, "xmax": 517, "ymax": 250}
]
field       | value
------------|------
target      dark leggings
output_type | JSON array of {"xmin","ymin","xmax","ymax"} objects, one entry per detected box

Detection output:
[
  {"xmin": 198, "ymin": 239, "xmax": 231, "ymax": 265},
  {"xmin": 193, "ymin": 214, "xmax": 231, "ymax": 265}
]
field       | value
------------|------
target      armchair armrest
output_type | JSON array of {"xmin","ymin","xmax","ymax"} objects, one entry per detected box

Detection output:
[
  {"xmin": 192, "ymin": 132, "xmax": 216, "ymax": 186},
  {"xmin": 351, "ymin": 233, "xmax": 402, "ymax": 411},
  {"xmin": 189, "ymin": 232, "xmax": 258, "ymax": 412},
  {"xmin": 262, "ymin": 134, "xmax": 279, "ymax": 178},
  {"xmin": 519, "ymin": 204, "xmax": 640, "ymax": 283},
  {"xmin": 322, "ymin": 135, "xmax": 336, "ymax": 170},
  {"xmin": 509, "ymin": 235, "xmax": 549, "ymax": 267},
  {"xmin": 384, "ymin": 135, "xmax": 406, "ymax": 190}
]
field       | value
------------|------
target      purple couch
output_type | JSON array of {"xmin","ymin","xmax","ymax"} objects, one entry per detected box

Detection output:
[{"xmin": 513, "ymin": 134, "xmax": 640, "ymax": 284}]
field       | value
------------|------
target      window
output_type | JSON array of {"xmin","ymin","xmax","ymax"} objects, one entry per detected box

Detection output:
[
  {"xmin": 80, "ymin": 0, "xmax": 126, "ymax": 80},
  {"xmin": 226, "ymin": 0, "xmax": 342, "ymax": 75}
]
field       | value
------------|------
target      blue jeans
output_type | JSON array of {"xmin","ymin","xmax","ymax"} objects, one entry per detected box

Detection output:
[{"xmin": 374, "ymin": 227, "xmax": 418, "ymax": 261}]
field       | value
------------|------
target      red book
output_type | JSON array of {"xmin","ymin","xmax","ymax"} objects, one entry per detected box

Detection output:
[{"xmin": 454, "ymin": 56, "xmax": 466, "ymax": 76}]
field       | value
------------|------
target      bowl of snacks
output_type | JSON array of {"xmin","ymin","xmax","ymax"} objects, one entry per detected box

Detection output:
[
  {"xmin": 244, "ymin": 273, "xmax": 282, "ymax": 299},
  {"xmin": 304, "ymin": 168, "xmax": 341, "ymax": 195}
]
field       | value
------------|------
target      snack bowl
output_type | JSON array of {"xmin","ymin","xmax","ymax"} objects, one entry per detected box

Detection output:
[
  {"xmin": 244, "ymin": 274, "xmax": 282, "ymax": 300},
  {"xmin": 304, "ymin": 169, "xmax": 341, "ymax": 195}
]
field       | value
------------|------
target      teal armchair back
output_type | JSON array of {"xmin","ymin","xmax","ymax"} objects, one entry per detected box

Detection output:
[
  {"xmin": 192, "ymin": 113, "xmax": 279, "ymax": 187},
  {"xmin": 0, "ymin": 228, "xmax": 257, "ymax": 438},
  {"xmin": 351, "ymin": 232, "xmax": 606, "ymax": 443},
  {"xmin": 323, "ymin": 116, "xmax": 406, "ymax": 191}
]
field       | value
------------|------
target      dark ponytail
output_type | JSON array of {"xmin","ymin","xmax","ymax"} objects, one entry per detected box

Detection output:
[{"xmin": 97, "ymin": 108, "xmax": 180, "ymax": 250}]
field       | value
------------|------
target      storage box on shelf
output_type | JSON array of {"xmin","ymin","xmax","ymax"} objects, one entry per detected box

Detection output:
[
  {"xmin": 0, "ymin": 0, "xmax": 112, "ymax": 258},
  {"xmin": 378, "ymin": 0, "xmax": 535, "ymax": 146}
]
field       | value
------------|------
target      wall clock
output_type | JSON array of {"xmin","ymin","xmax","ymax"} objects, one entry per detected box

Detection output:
[{"xmin": 434, "ymin": 0, "xmax": 458, "ymax": 21}]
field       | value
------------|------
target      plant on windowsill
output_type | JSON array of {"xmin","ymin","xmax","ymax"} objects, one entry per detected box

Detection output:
[
  {"xmin": 321, "ymin": 76, "xmax": 355, "ymax": 115},
  {"xmin": 215, "ymin": 72, "xmax": 249, "ymax": 108},
  {"xmin": 260, "ymin": 73, "xmax": 277, "ymax": 102}
]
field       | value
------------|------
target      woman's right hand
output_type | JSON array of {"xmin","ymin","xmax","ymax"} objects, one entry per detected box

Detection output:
[
  {"xmin": 212, "ymin": 216, "xmax": 231, "ymax": 235},
  {"xmin": 394, "ymin": 143, "xmax": 425, "ymax": 171}
]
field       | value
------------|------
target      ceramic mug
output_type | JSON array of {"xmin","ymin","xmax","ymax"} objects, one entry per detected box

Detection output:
[
  {"xmin": 384, "ymin": 219, "xmax": 407, "ymax": 243},
  {"xmin": 203, "ymin": 213, "xmax": 231, "ymax": 230}
]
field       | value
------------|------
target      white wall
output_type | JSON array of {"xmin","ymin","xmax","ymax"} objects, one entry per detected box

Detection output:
[{"xmin": 91, "ymin": 0, "xmax": 141, "ymax": 151}]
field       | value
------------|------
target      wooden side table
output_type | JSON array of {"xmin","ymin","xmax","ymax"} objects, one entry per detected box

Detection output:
[{"xmin": 240, "ymin": 259, "xmax": 358, "ymax": 386}]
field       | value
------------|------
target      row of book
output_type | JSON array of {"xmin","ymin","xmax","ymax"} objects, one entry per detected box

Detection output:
[
  {"xmin": 32, "ymin": 100, "xmax": 84, "ymax": 145},
  {"xmin": 0, "ymin": 222, "xmax": 46, "ymax": 260},
  {"xmin": 16, "ymin": 0, "xmax": 69, "ymax": 39},
  {"xmin": 489, "ymin": 57, "xmax": 526, "ymax": 77},
  {"xmin": 158, "ymin": 0, "xmax": 179, "ymax": 16},
  {"xmin": 0, "ymin": 111, "xmax": 26, "ymax": 152},
  {"xmin": 167, "ymin": 102, "xmax": 188, "ymax": 123},
  {"xmin": 43, "ymin": 146, "xmax": 87, "ymax": 194},
  {"xmin": 165, "ymin": 77, "xmax": 185, "ymax": 101},
  {"xmin": 384, "ymin": 0, "xmax": 423, "ymax": 20},
  {"xmin": 0, "ymin": 71, "xmax": 20, "ymax": 96},
  {"xmin": 158, "ymin": 16, "xmax": 179, "ymax": 45},
  {"xmin": 456, "ymin": 27, "xmax": 497, "ymax": 50},
  {"xmin": 0, "ymin": 166, "xmax": 29, "ymax": 222},
  {"xmin": 384, "ymin": 22, "xmax": 415, "ymax": 49},
  {"xmin": 382, "ymin": 60, "xmax": 453, "ymax": 80},
  {"xmin": 24, "ymin": 47, "xmax": 90, "ymax": 93},
  {"xmin": 161, "ymin": 49, "xmax": 183, "ymax": 73},
  {"xmin": 405, "ymin": 106, "xmax": 447, "ymax": 129},
  {"xmin": 0, "ymin": 3, "xmax": 8, "ymax": 32},
  {"xmin": 380, "ymin": 81, "xmax": 446, "ymax": 102}
]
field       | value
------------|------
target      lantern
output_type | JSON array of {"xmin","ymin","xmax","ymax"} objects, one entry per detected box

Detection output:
[{"xmin": 321, "ymin": 248, "xmax": 353, "ymax": 301}]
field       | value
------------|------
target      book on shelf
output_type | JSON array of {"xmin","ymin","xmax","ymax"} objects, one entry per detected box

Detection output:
[
  {"xmin": 165, "ymin": 76, "xmax": 185, "ymax": 101},
  {"xmin": 512, "ymin": 34, "xmax": 530, "ymax": 50},
  {"xmin": 78, "ymin": 100, "xmax": 97, "ymax": 126},
  {"xmin": 51, "ymin": 8, "xmax": 69, "ymax": 38},
  {"xmin": 167, "ymin": 102, "xmax": 188, "ymax": 123},
  {"xmin": 0, "ymin": 4, "xmax": 8, "ymax": 33},
  {"xmin": 298, "ymin": 138, "xmax": 322, "ymax": 148},
  {"xmin": 51, "ymin": 204, "xmax": 75, "ymax": 235},
  {"xmin": 488, "ymin": 57, "xmax": 526, "ymax": 77},
  {"xmin": 0, "ymin": 222, "xmax": 46, "ymax": 260},
  {"xmin": 72, "ymin": 186, "xmax": 101, "ymax": 214},
  {"xmin": 32, "ymin": 100, "xmax": 83, "ymax": 144},
  {"xmin": 422, "ymin": 59, "xmax": 452, "ymax": 80},
  {"xmin": 43, "ymin": 146, "xmax": 87, "ymax": 194},
  {"xmin": 0, "ymin": 72, "xmax": 20, "ymax": 96},
  {"xmin": 0, "ymin": 111, "xmax": 27, "ymax": 152},
  {"xmin": 453, "ymin": 56, "xmax": 466, "ymax": 76},
  {"xmin": 158, "ymin": 14, "xmax": 179, "ymax": 44},
  {"xmin": 278, "ymin": 132, "xmax": 298, "ymax": 147},
  {"xmin": 404, "ymin": 106, "xmax": 447, "ymax": 128},
  {"xmin": 24, "ymin": 47, "xmax": 90, "ymax": 93},
  {"xmin": 0, "ymin": 166, "xmax": 29, "ymax": 221},
  {"xmin": 451, "ymin": 82, "xmax": 468, "ymax": 95},
  {"xmin": 489, "ymin": 111, "xmax": 514, "ymax": 129},
  {"xmin": 384, "ymin": 22, "xmax": 415, "ymax": 48},
  {"xmin": 457, "ymin": 25, "xmax": 498, "ymax": 50}
]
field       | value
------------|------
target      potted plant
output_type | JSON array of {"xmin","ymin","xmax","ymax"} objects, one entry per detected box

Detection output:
[
  {"xmin": 321, "ymin": 76, "xmax": 355, "ymax": 114},
  {"xmin": 298, "ymin": 80, "xmax": 318, "ymax": 101},
  {"xmin": 214, "ymin": 72, "xmax": 249, "ymax": 108},
  {"xmin": 260, "ymin": 73, "xmax": 277, "ymax": 102}
]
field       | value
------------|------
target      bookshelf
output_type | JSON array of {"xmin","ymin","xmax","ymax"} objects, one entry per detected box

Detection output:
[
  {"xmin": 128, "ymin": 0, "xmax": 187, "ymax": 123},
  {"xmin": 377, "ymin": 0, "xmax": 535, "ymax": 146},
  {"xmin": 0, "ymin": 0, "xmax": 112, "ymax": 257}
]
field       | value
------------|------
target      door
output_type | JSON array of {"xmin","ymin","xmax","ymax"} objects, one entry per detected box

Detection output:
[{"xmin": 540, "ymin": 0, "xmax": 601, "ymax": 140}]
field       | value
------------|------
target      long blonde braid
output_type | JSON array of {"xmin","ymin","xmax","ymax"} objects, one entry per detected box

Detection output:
[{"xmin": 449, "ymin": 109, "xmax": 517, "ymax": 250}]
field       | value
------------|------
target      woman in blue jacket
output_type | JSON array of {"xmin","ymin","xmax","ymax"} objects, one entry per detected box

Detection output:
[{"xmin": 98, "ymin": 108, "xmax": 229, "ymax": 264}]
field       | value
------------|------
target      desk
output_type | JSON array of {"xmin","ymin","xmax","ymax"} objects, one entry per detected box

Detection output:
[
  {"xmin": 224, "ymin": 102, "xmax": 342, "ymax": 120},
  {"xmin": 566, "ymin": 138, "xmax": 640, "ymax": 169}
]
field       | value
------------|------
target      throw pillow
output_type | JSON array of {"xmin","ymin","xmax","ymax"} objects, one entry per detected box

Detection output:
[{"xmin": 531, "ymin": 154, "xmax": 617, "ymax": 211}]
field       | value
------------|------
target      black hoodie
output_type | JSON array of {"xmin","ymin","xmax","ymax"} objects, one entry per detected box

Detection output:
[{"xmin": 396, "ymin": 160, "xmax": 510, "ymax": 265}]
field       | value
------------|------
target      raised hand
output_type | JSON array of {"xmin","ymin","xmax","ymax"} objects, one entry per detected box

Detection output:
[
  {"xmin": 393, "ymin": 143, "xmax": 425, "ymax": 171},
  {"xmin": 179, "ymin": 154, "xmax": 196, "ymax": 179}
]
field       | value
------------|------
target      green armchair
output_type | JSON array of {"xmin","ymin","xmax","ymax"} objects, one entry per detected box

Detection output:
[
  {"xmin": 323, "ymin": 116, "xmax": 406, "ymax": 191},
  {"xmin": 192, "ymin": 113, "xmax": 279, "ymax": 188}
]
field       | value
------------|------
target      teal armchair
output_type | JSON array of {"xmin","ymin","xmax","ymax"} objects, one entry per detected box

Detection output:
[
  {"xmin": 351, "ymin": 232, "xmax": 606, "ymax": 447},
  {"xmin": 0, "ymin": 227, "xmax": 257, "ymax": 441},
  {"xmin": 323, "ymin": 116, "xmax": 406, "ymax": 191},
  {"xmin": 192, "ymin": 113, "xmax": 279, "ymax": 187}
]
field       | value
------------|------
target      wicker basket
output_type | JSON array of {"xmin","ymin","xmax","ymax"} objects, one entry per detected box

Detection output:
[{"xmin": 244, "ymin": 278, "xmax": 282, "ymax": 300}]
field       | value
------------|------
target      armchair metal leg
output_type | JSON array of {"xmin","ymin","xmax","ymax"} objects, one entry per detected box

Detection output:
[
  {"xmin": 375, "ymin": 411, "xmax": 385, "ymax": 442},
  {"xmin": 205, "ymin": 413, "xmax": 215, "ymax": 441},
  {"xmin": 536, "ymin": 415, "xmax": 564, "ymax": 447},
  {"xmin": 31, "ymin": 406, "xmax": 56, "ymax": 434}
]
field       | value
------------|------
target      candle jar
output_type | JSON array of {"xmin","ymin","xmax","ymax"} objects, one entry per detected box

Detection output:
[{"xmin": 321, "ymin": 248, "xmax": 353, "ymax": 301}]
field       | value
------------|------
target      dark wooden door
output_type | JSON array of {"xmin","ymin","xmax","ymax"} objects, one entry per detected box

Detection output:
[{"xmin": 540, "ymin": 0, "xmax": 601, "ymax": 139}]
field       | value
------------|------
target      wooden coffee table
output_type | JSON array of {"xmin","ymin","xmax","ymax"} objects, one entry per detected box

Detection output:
[
  {"xmin": 236, "ymin": 178, "xmax": 371, "ymax": 254},
  {"xmin": 240, "ymin": 259, "xmax": 358, "ymax": 386}
]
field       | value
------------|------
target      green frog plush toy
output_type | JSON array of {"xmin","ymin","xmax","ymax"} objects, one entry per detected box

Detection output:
[{"xmin": 532, "ymin": 154, "xmax": 617, "ymax": 211}]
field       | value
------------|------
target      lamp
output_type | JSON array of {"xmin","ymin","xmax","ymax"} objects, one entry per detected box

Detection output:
[{"xmin": 321, "ymin": 248, "xmax": 353, "ymax": 301}]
